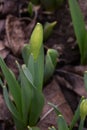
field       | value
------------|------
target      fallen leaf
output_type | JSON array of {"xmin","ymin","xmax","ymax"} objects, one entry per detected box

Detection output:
[
  {"xmin": 56, "ymin": 69, "xmax": 87, "ymax": 97},
  {"xmin": 5, "ymin": 54, "xmax": 23, "ymax": 77},
  {"xmin": 6, "ymin": 15, "xmax": 26, "ymax": 55},
  {"xmin": 0, "ymin": 40, "xmax": 9, "ymax": 59}
]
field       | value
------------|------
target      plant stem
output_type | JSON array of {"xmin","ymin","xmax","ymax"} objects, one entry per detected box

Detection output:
[{"xmin": 78, "ymin": 119, "xmax": 84, "ymax": 130}]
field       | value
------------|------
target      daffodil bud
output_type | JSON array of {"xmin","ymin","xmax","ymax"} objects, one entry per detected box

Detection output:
[
  {"xmin": 30, "ymin": 23, "xmax": 43, "ymax": 60},
  {"xmin": 80, "ymin": 99, "xmax": 87, "ymax": 120}
]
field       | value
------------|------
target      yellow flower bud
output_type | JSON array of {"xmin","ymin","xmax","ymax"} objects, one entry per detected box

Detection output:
[{"xmin": 80, "ymin": 99, "xmax": 87, "ymax": 120}]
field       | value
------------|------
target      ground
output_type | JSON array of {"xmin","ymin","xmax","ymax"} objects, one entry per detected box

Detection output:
[{"xmin": 0, "ymin": 0, "xmax": 87, "ymax": 130}]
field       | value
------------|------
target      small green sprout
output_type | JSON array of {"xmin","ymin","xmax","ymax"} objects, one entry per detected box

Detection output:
[
  {"xmin": 30, "ymin": 23, "xmax": 43, "ymax": 60},
  {"xmin": 69, "ymin": 0, "xmax": 87, "ymax": 64},
  {"xmin": 43, "ymin": 21, "xmax": 57, "ymax": 41},
  {"xmin": 80, "ymin": 99, "xmax": 87, "ymax": 120},
  {"xmin": 28, "ymin": 2, "xmax": 33, "ymax": 17},
  {"xmin": 78, "ymin": 98, "xmax": 87, "ymax": 130},
  {"xmin": 44, "ymin": 49, "xmax": 58, "ymax": 83},
  {"xmin": 49, "ymin": 97, "xmax": 86, "ymax": 130}
]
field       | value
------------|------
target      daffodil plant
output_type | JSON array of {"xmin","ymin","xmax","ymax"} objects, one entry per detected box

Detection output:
[
  {"xmin": 48, "ymin": 97, "xmax": 87, "ymax": 130},
  {"xmin": 0, "ymin": 23, "xmax": 58, "ymax": 130},
  {"xmin": 69, "ymin": 0, "xmax": 87, "ymax": 64}
]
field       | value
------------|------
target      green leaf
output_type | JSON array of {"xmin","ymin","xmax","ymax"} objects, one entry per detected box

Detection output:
[
  {"xmin": 69, "ymin": 97, "xmax": 84, "ymax": 130},
  {"xmin": 44, "ymin": 49, "xmax": 58, "ymax": 83},
  {"xmin": 3, "ymin": 87, "xmax": 26, "ymax": 130},
  {"xmin": 48, "ymin": 49, "xmax": 58, "ymax": 66},
  {"xmin": 84, "ymin": 71, "xmax": 87, "ymax": 91},
  {"xmin": 19, "ymin": 66, "xmax": 33, "ymax": 123},
  {"xmin": 44, "ymin": 21, "xmax": 57, "ymax": 41},
  {"xmin": 28, "ymin": 54, "xmax": 35, "ymax": 80},
  {"xmin": 57, "ymin": 115, "xmax": 69, "ymax": 130},
  {"xmin": 28, "ymin": 45, "xmax": 44, "ymax": 91},
  {"xmin": 22, "ymin": 64, "xmax": 34, "ymax": 86},
  {"xmin": 68, "ymin": 0, "xmax": 87, "ymax": 64},
  {"xmin": 22, "ymin": 44, "xmax": 31, "ymax": 66},
  {"xmin": 48, "ymin": 102, "xmax": 61, "ymax": 116},
  {"xmin": 82, "ymin": 34, "xmax": 87, "ymax": 64},
  {"xmin": 78, "ymin": 119, "xmax": 84, "ymax": 130},
  {"xmin": 30, "ymin": 23, "xmax": 43, "ymax": 60},
  {"xmin": 29, "ymin": 88, "xmax": 44, "ymax": 126},
  {"xmin": 0, "ymin": 57, "xmax": 22, "ymax": 113},
  {"xmin": 2, "ymin": 85, "xmax": 22, "ymax": 122},
  {"xmin": 28, "ymin": 2, "xmax": 33, "ymax": 17}
]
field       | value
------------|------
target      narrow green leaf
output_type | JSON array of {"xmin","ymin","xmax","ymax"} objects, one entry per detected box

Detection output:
[
  {"xmin": 78, "ymin": 119, "xmax": 84, "ymax": 130},
  {"xmin": 33, "ymin": 45, "xmax": 44, "ymax": 91},
  {"xmin": 48, "ymin": 49, "xmax": 58, "ymax": 66},
  {"xmin": 44, "ymin": 56, "xmax": 54, "ymax": 83},
  {"xmin": 44, "ymin": 49, "xmax": 58, "ymax": 83},
  {"xmin": 28, "ymin": 2, "xmax": 33, "ymax": 17},
  {"xmin": 29, "ymin": 89, "xmax": 44, "ymax": 126},
  {"xmin": 48, "ymin": 102, "xmax": 61, "ymax": 116},
  {"xmin": 22, "ymin": 44, "xmax": 30, "ymax": 66},
  {"xmin": 57, "ymin": 115, "xmax": 69, "ymax": 130},
  {"xmin": 19, "ymin": 66, "xmax": 33, "ymax": 123},
  {"xmin": 84, "ymin": 71, "xmax": 87, "ymax": 91},
  {"xmin": 68, "ymin": 0, "xmax": 87, "ymax": 63},
  {"xmin": 28, "ymin": 54, "xmax": 35, "ymax": 81},
  {"xmin": 28, "ymin": 45, "xmax": 44, "ymax": 91},
  {"xmin": 13, "ymin": 116, "xmax": 26, "ymax": 130},
  {"xmin": 22, "ymin": 65, "xmax": 34, "ymax": 86},
  {"xmin": 70, "ymin": 97, "xmax": 84, "ymax": 130},
  {"xmin": 3, "ymin": 85, "xmax": 22, "ymax": 122},
  {"xmin": 44, "ymin": 21, "xmax": 57, "ymax": 41},
  {"xmin": 82, "ymin": 33, "xmax": 87, "ymax": 64},
  {"xmin": 0, "ymin": 57, "xmax": 22, "ymax": 113},
  {"xmin": 30, "ymin": 23, "xmax": 43, "ymax": 60}
]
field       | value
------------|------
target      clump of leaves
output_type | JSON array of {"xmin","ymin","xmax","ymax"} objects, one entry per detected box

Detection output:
[
  {"xmin": 48, "ymin": 96, "xmax": 87, "ymax": 130},
  {"xmin": 0, "ymin": 23, "xmax": 44, "ymax": 130},
  {"xmin": 0, "ymin": 23, "xmax": 58, "ymax": 130},
  {"xmin": 69, "ymin": 0, "xmax": 87, "ymax": 65}
]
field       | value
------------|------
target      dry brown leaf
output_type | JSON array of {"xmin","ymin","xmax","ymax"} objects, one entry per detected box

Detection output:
[
  {"xmin": 0, "ymin": 94, "xmax": 11, "ymax": 121},
  {"xmin": 0, "ymin": 0, "xmax": 18, "ymax": 15},
  {"xmin": 62, "ymin": 65, "xmax": 87, "ymax": 76},
  {"xmin": 56, "ymin": 70, "xmax": 87, "ymax": 97},
  {"xmin": 6, "ymin": 15, "xmax": 26, "ymax": 55},
  {"xmin": 6, "ymin": 54, "xmax": 23, "ymax": 77},
  {"xmin": 38, "ymin": 79, "xmax": 73, "ymax": 130},
  {"xmin": 0, "ymin": 40, "xmax": 9, "ymax": 59}
]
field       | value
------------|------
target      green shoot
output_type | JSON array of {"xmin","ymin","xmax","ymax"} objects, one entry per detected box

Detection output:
[{"xmin": 69, "ymin": 0, "xmax": 87, "ymax": 64}]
